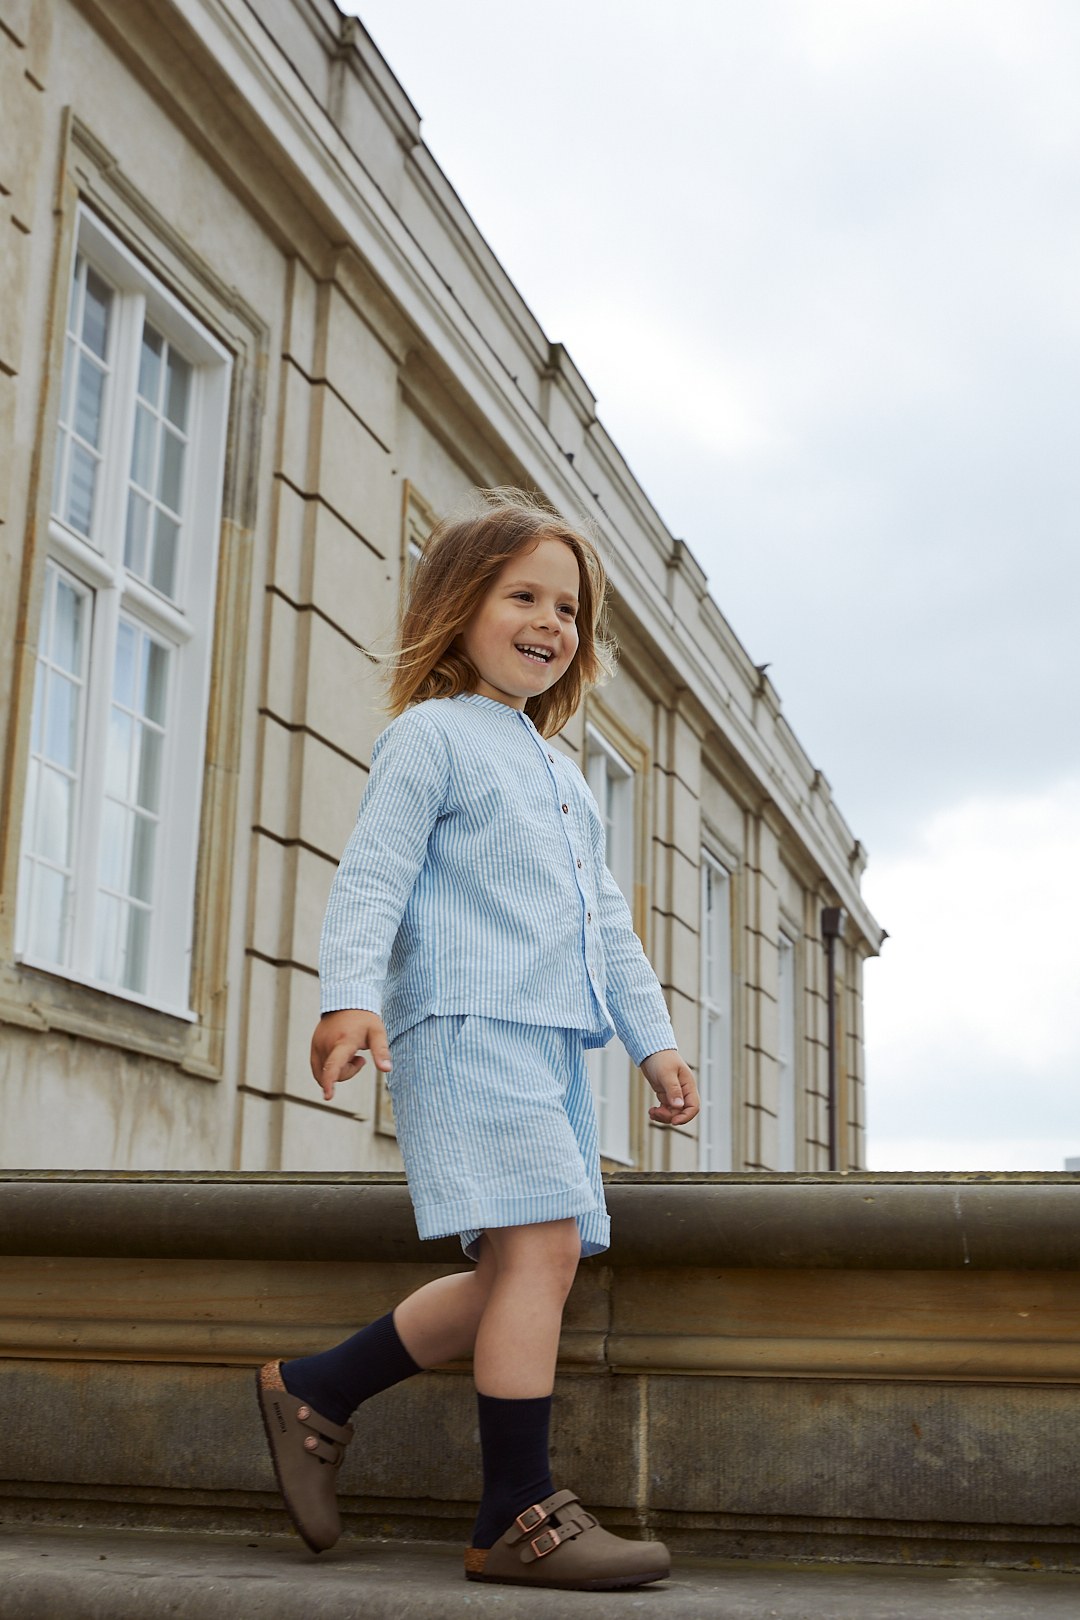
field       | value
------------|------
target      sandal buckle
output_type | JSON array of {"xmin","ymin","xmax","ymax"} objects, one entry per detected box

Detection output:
[
  {"xmin": 530, "ymin": 1527, "xmax": 561, "ymax": 1558},
  {"xmin": 515, "ymin": 1503, "xmax": 547, "ymax": 1533}
]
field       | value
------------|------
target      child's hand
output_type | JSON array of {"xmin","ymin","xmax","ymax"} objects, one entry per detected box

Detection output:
[
  {"xmin": 310, "ymin": 1010, "xmax": 392, "ymax": 1102},
  {"xmin": 640, "ymin": 1049, "xmax": 700, "ymax": 1127}
]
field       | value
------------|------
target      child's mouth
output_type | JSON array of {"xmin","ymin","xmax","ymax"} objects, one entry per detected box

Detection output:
[{"xmin": 516, "ymin": 645, "xmax": 553, "ymax": 665}]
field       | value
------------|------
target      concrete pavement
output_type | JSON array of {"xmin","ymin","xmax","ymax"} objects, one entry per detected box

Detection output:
[{"xmin": 4, "ymin": 1526, "xmax": 1080, "ymax": 1619}]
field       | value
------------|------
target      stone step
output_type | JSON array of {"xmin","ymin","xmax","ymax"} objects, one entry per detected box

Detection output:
[{"xmin": 4, "ymin": 1526, "xmax": 1080, "ymax": 1620}]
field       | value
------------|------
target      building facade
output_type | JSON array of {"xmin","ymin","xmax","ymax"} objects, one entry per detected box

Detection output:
[{"xmin": 0, "ymin": 0, "xmax": 883, "ymax": 1174}]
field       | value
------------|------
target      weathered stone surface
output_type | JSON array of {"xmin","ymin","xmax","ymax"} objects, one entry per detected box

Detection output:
[
  {"xmin": 1, "ymin": 1176, "xmax": 1079, "ymax": 1565},
  {"xmin": 6, "ymin": 1527, "xmax": 1080, "ymax": 1620},
  {"xmin": 647, "ymin": 1374, "xmax": 1080, "ymax": 1526}
]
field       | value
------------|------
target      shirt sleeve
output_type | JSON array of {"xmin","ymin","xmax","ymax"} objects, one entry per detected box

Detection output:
[
  {"xmin": 586, "ymin": 795, "xmax": 678, "ymax": 1067},
  {"xmin": 319, "ymin": 707, "xmax": 450, "ymax": 1017}
]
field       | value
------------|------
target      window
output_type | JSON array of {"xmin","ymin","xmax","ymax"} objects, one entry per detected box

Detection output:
[
  {"xmin": 699, "ymin": 851, "xmax": 733, "ymax": 1170},
  {"xmin": 399, "ymin": 480, "xmax": 438, "ymax": 606},
  {"xmin": 585, "ymin": 727, "xmax": 636, "ymax": 1164},
  {"xmin": 777, "ymin": 931, "xmax": 797, "ymax": 1169},
  {"xmin": 16, "ymin": 207, "xmax": 230, "ymax": 1015}
]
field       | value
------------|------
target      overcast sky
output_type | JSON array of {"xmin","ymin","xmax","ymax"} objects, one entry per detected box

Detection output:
[{"xmin": 348, "ymin": 0, "xmax": 1080, "ymax": 1170}]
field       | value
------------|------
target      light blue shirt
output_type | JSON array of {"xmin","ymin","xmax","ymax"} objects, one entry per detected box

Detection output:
[{"xmin": 320, "ymin": 692, "xmax": 678, "ymax": 1066}]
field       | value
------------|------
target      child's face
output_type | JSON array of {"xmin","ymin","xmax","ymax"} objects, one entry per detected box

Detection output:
[{"xmin": 456, "ymin": 536, "xmax": 581, "ymax": 710}]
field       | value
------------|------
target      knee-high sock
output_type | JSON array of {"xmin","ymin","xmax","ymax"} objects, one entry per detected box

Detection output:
[
  {"xmin": 281, "ymin": 1311, "xmax": 422, "ymax": 1426},
  {"xmin": 470, "ymin": 1391, "xmax": 556, "ymax": 1550}
]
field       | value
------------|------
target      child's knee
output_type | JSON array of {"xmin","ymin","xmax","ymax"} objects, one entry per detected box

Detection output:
[{"xmin": 490, "ymin": 1219, "xmax": 580, "ymax": 1295}]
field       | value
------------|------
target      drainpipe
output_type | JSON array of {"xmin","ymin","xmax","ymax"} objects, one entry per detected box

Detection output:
[{"xmin": 820, "ymin": 907, "xmax": 847, "ymax": 1171}]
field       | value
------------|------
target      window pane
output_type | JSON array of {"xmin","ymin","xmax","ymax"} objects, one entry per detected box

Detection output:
[
  {"xmin": 30, "ymin": 661, "xmax": 45, "ymax": 753},
  {"xmin": 95, "ymin": 891, "xmax": 122, "ymax": 983},
  {"xmin": 130, "ymin": 814, "xmax": 156, "ymax": 902},
  {"xmin": 53, "ymin": 577, "xmax": 84, "ymax": 676},
  {"xmin": 44, "ymin": 671, "xmax": 79, "ymax": 769},
  {"xmin": 82, "ymin": 268, "xmax": 112, "ymax": 360},
  {"xmin": 52, "ymin": 428, "xmax": 68, "ymax": 519},
  {"xmin": 165, "ymin": 350, "xmax": 191, "ymax": 430},
  {"xmin": 125, "ymin": 490, "xmax": 150, "ymax": 576},
  {"xmin": 135, "ymin": 725, "xmax": 162, "ymax": 813},
  {"xmin": 66, "ymin": 442, "xmax": 98, "ymax": 536},
  {"xmin": 59, "ymin": 337, "xmax": 77, "ymax": 425},
  {"xmin": 99, "ymin": 798, "xmax": 128, "ymax": 894},
  {"xmin": 141, "ymin": 639, "xmax": 168, "ymax": 724},
  {"xmin": 36, "ymin": 767, "xmax": 73, "ymax": 865},
  {"xmin": 113, "ymin": 620, "xmax": 137, "ymax": 710},
  {"xmin": 105, "ymin": 707, "xmax": 134, "ymax": 799},
  {"xmin": 74, "ymin": 355, "xmax": 107, "ymax": 448},
  {"xmin": 67, "ymin": 255, "xmax": 82, "ymax": 332},
  {"xmin": 130, "ymin": 403, "xmax": 156, "ymax": 491},
  {"xmin": 123, "ymin": 904, "xmax": 150, "ymax": 993},
  {"xmin": 158, "ymin": 427, "xmax": 184, "ymax": 513},
  {"xmin": 138, "ymin": 325, "xmax": 163, "ymax": 404},
  {"xmin": 29, "ymin": 865, "xmax": 67, "ymax": 964},
  {"xmin": 151, "ymin": 512, "xmax": 178, "ymax": 597}
]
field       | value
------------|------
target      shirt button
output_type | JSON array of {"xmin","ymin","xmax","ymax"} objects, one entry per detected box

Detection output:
[
  {"xmin": 587, "ymin": 912, "xmax": 592, "ymax": 922},
  {"xmin": 561, "ymin": 803, "xmax": 569, "ymax": 813},
  {"xmin": 548, "ymin": 754, "xmax": 555, "ymax": 763},
  {"xmin": 576, "ymin": 858, "xmax": 582, "ymax": 869}
]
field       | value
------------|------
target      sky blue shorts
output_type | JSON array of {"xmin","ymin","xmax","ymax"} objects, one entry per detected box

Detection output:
[{"xmin": 386, "ymin": 1013, "xmax": 610, "ymax": 1261}]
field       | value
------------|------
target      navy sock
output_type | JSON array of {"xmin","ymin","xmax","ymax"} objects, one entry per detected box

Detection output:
[
  {"xmin": 281, "ymin": 1310, "xmax": 422, "ymax": 1426},
  {"xmin": 471, "ymin": 1392, "xmax": 556, "ymax": 1550}
]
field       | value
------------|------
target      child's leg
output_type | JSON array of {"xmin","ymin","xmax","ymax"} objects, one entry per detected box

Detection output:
[
  {"xmin": 468, "ymin": 1217, "xmax": 581, "ymax": 1549},
  {"xmin": 393, "ymin": 1235, "xmax": 497, "ymax": 1365},
  {"xmin": 281, "ymin": 1238, "xmax": 498, "ymax": 1423}
]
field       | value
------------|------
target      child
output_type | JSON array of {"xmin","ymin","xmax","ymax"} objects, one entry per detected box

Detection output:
[{"xmin": 256, "ymin": 488, "xmax": 700, "ymax": 1590}]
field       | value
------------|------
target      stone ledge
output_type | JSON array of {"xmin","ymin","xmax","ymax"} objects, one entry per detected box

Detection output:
[
  {"xmin": 3, "ymin": 1527, "xmax": 1080, "ymax": 1620},
  {"xmin": 1, "ymin": 1172, "xmax": 1078, "ymax": 1268}
]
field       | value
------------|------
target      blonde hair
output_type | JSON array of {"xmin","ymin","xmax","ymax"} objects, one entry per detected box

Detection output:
[{"xmin": 384, "ymin": 488, "xmax": 617, "ymax": 739}]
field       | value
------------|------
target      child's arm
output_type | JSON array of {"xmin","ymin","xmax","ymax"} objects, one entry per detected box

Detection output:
[
  {"xmin": 315, "ymin": 709, "xmax": 449, "ymax": 1093},
  {"xmin": 586, "ymin": 803, "xmax": 700, "ymax": 1127}
]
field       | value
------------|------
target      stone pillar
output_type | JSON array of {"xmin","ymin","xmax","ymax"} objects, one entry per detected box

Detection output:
[
  {"xmin": 742, "ymin": 809, "xmax": 782, "ymax": 1169},
  {"xmin": 649, "ymin": 695, "xmax": 704, "ymax": 1172},
  {"xmin": 239, "ymin": 257, "xmax": 404, "ymax": 1170}
]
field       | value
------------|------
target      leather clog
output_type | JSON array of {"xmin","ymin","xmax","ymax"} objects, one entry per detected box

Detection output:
[{"xmin": 255, "ymin": 1360, "xmax": 354, "ymax": 1552}]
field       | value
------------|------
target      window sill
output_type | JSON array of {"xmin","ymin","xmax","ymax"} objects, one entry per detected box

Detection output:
[{"xmin": 0, "ymin": 961, "xmax": 219, "ymax": 1080}]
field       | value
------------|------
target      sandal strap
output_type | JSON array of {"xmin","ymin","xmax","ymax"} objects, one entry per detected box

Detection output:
[
  {"xmin": 294, "ymin": 1403, "xmax": 354, "ymax": 1447},
  {"xmin": 301, "ymin": 1433, "xmax": 346, "ymax": 1464},
  {"xmin": 507, "ymin": 1489, "xmax": 580, "ymax": 1543},
  {"xmin": 520, "ymin": 1508, "xmax": 598, "ymax": 1563}
]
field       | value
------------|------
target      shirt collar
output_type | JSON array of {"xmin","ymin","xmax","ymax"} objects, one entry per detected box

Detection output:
[{"xmin": 453, "ymin": 692, "xmax": 537, "ymax": 729}]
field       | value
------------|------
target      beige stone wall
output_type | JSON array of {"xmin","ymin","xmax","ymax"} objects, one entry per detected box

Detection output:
[{"xmin": 0, "ymin": 0, "xmax": 882, "ymax": 1175}]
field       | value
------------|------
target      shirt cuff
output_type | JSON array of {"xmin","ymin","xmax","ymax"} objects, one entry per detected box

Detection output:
[
  {"xmin": 624, "ymin": 1023, "xmax": 679, "ymax": 1068},
  {"xmin": 319, "ymin": 983, "xmax": 383, "ymax": 1018}
]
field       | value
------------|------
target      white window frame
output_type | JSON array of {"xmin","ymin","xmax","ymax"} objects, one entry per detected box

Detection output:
[
  {"xmin": 16, "ymin": 205, "xmax": 231, "ymax": 1018},
  {"xmin": 777, "ymin": 930, "xmax": 797, "ymax": 1170},
  {"xmin": 698, "ymin": 850, "xmax": 733, "ymax": 1170},
  {"xmin": 585, "ymin": 726, "xmax": 636, "ymax": 1165}
]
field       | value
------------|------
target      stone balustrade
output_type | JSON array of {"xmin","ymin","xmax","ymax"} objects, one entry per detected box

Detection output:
[{"xmin": 1, "ymin": 1171, "xmax": 1077, "ymax": 1569}]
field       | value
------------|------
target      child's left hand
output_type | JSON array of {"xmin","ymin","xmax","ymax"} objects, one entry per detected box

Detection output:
[{"xmin": 640, "ymin": 1050, "xmax": 700, "ymax": 1127}]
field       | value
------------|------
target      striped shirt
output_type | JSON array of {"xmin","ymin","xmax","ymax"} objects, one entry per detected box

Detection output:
[{"xmin": 320, "ymin": 692, "xmax": 678, "ymax": 1066}]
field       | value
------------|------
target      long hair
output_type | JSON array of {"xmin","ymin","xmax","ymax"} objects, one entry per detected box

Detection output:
[{"xmin": 384, "ymin": 488, "xmax": 617, "ymax": 738}]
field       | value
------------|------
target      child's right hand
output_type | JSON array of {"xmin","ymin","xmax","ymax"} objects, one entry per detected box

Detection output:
[{"xmin": 310, "ymin": 1010, "xmax": 392, "ymax": 1102}]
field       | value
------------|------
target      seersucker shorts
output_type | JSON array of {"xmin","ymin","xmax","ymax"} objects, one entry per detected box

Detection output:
[{"xmin": 386, "ymin": 1013, "xmax": 610, "ymax": 1262}]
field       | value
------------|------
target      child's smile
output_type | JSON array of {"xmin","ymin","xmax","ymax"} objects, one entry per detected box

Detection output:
[{"xmin": 457, "ymin": 537, "xmax": 580, "ymax": 710}]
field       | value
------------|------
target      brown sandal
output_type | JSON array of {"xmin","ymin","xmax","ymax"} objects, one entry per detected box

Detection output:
[
  {"xmin": 255, "ymin": 1360, "xmax": 354, "ymax": 1552},
  {"xmin": 464, "ymin": 1488, "xmax": 670, "ymax": 1589}
]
